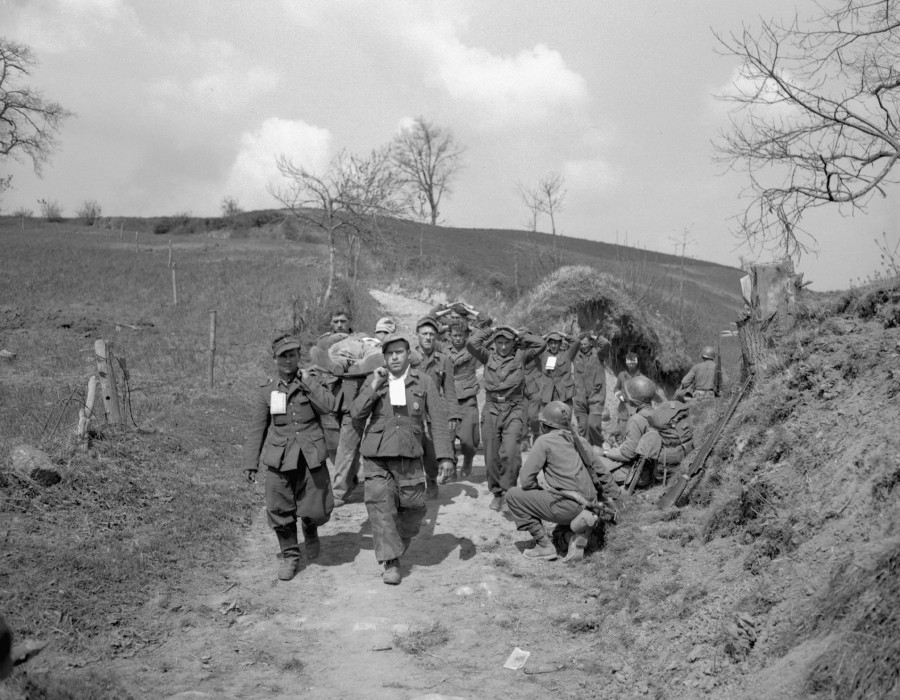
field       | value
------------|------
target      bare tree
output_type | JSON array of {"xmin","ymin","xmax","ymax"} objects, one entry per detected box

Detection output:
[
  {"xmin": 537, "ymin": 172, "xmax": 567, "ymax": 238},
  {"xmin": 0, "ymin": 39, "xmax": 73, "ymax": 202},
  {"xmin": 220, "ymin": 195, "xmax": 242, "ymax": 217},
  {"xmin": 270, "ymin": 147, "xmax": 409, "ymax": 305},
  {"xmin": 715, "ymin": 1, "xmax": 900, "ymax": 258},
  {"xmin": 391, "ymin": 117, "xmax": 464, "ymax": 225}
]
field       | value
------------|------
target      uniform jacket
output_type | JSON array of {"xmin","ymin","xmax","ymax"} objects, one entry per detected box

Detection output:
[
  {"xmin": 520, "ymin": 430, "xmax": 617, "ymax": 500},
  {"xmin": 467, "ymin": 328, "xmax": 546, "ymax": 400},
  {"xmin": 411, "ymin": 345, "xmax": 460, "ymax": 421},
  {"xmin": 573, "ymin": 349, "xmax": 606, "ymax": 415},
  {"xmin": 242, "ymin": 372, "xmax": 337, "ymax": 472},
  {"xmin": 680, "ymin": 359, "xmax": 718, "ymax": 395},
  {"xmin": 308, "ymin": 366, "xmax": 343, "ymax": 431},
  {"xmin": 352, "ymin": 367, "xmax": 453, "ymax": 460},
  {"xmin": 538, "ymin": 340, "xmax": 580, "ymax": 403},
  {"xmin": 605, "ymin": 406, "xmax": 654, "ymax": 463},
  {"xmin": 448, "ymin": 345, "xmax": 481, "ymax": 401}
]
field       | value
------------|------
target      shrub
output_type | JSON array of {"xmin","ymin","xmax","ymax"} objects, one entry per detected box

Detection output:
[
  {"xmin": 11, "ymin": 206, "xmax": 33, "ymax": 218},
  {"xmin": 76, "ymin": 199, "xmax": 102, "ymax": 225},
  {"xmin": 220, "ymin": 195, "xmax": 242, "ymax": 217},
  {"xmin": 38, "ymin": 197, "xmax": 63, "ymax": 222}
]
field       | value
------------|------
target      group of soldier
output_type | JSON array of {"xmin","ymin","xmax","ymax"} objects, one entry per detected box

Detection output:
[{"xmin": 242, "ymin": 305, "xmax": 721, "ymax": 585}]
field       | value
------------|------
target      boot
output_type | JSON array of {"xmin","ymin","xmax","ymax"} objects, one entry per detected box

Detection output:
[
  {"xmin": 562, "ymin": 533, "xmax": 589, "ymax": 563},
  {"xmin": 489, "ymin": 494, "xmax": 504, "ymax": 512},
  {"xmin": 382, "ymin": 559, "xmax": 402, "ymax": 585},
  {"xmin": 301, "ymin": 522, "xmax": 320, "ymax": 560},
  {"xmin": 523, "ymin": 538, "xmax": 558, "ymax": 561},
  {"xmin": 275, "ymin": 527, "xmax": 302, "ymax": 580}
]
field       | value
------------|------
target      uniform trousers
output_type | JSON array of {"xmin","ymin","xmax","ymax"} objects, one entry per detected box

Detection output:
[
  {"xmin": 481, "ymin": 401, "xmax": 524, "ymax": 496},
  {"xmin": 574, "ymin": 398, "xmax": 604, "ymax": 447},
  {"xmin": 456, "ymin": 396, "xmax": 480, "ymax": 461},
  {"xmin": 265, "ymin": 461, "xmax": 333, "ymax": 530},
  {"xmin": 331, "ymin": 414, "xmax": 364, "ymax": 501},
  {"xmin": 505, "ymin": 487, "xmax": 583, "ymax": 539},
  {"xmin": 363, "ymin": 457, "xmax": 427, "ymax": 562}
]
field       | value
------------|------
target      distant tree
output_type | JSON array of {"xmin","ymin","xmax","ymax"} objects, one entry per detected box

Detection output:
[
  {"xmin": 37, "ymin": 197, "xmax": 62, "ymax": 222},
  {"xmin": 76, "ymin": 199, "xmax": 102, "ymax": 226},
  {"xmin": 0, "ymin": 38, "xmax": 73, "ymax": 204},
  {"xmin": 536, "ymin": 172, "xmax": 566, "ymax": 238},
  {"xmin": 391, "ymin": 117, "xmax": 464, "ymax": 225},
  {"xmin": 270, "ymin": 147, "xmax": 410, "ymax": 304},
  {"xmin": 715, "ymin": 1, "xmax": 900, "ymax": 258},
  {"xmin": 220, "ymin": 195, "xmax": 242, "ymax": 217}
]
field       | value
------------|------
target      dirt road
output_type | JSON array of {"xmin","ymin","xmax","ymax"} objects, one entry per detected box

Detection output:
[{"xmin": 118, "ymin": 288, "xmax": 596, "ymax": 700}]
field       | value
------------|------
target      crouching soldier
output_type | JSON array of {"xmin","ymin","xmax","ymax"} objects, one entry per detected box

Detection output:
[
  {"xmin": 641, "ymin": 398, "xmax": 694, "ymax": 484},
  {"xmin": 676, "ymin": 345, "xmax": 719, "ymax": 401},
  {"xmin": 506, "ymin": 402, "xmax": 619, "ymax": 562},
  {"xmin": 352, "ymin": 335, "xmax": 454, "ymax": 585},
  {"xmin": 597, "ymin": 375, "xmax": 661, "ymax": 487},
  {"xmin": 242, "ymin": 334, "xmax": 336, "ymax": 581}
]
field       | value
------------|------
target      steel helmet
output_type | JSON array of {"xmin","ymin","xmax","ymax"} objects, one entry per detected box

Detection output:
[
  {"xmin": 539, "ymin": 401, "xmax": 572, "ymax": 430},
  {"xmin": 624, "ymin": 376, "xmax": 659, "ymax": 406},
  {"xmin": 701, "ymin": 345, "xmax": 717, "ymax": 360}
]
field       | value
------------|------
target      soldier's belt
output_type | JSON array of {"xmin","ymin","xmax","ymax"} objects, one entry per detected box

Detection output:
[{"xmin": 485, "ymin": 391, "xmax": 523, "ymax": 404}]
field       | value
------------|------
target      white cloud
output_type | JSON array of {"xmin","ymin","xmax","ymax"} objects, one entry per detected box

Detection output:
[
  {"xmin": 224, "ymin": 118, "xmax": 333, "ymax": 209},
  {"xmin": 404, "ymin": 20, "xmax": 587, "ymax": 127},
  {"xmin": 6, "ymin": 0, "xmax": 138, "ymax": 52}
]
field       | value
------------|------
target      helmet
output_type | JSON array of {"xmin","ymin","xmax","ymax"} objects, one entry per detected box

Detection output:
[
  {"xmin": 539, "ymin": 401, "xmax": 572, "ymax": 430},
  {"xmin": 624, "ymin": 376, "xmax": 659, "ymax": 406},
  {"xmin": 701, "ymin": 345, "xmax": 717, "ymax": 360}
]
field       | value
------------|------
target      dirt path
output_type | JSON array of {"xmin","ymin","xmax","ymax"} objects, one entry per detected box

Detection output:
[{"xmin": 120, "ymin": 289, "xmax": 593, "ymax": 700}]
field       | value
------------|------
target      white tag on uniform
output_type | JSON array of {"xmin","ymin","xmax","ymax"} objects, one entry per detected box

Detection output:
[
  {"xmin": 545, "ymin": 356, "xmax": 557, "ymax": 372},
  {"xmin": 270, "ymin": 391, "xmax": 287, "ymax": 414},
  {"xmin": 388, "ymin": 377, "xmax": 407, "ymax": 406}
]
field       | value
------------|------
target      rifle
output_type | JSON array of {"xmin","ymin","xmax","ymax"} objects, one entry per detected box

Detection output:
[
  {"xmin": 542, "ymin": 483, "xmax": 618, "ymax": 522},
  {"xmin": 656, "ymin": 373, "xmax": 753, "ymax": 509},
  {"xmin": 560, "ymin": 431, "xmax": 620, "ymax": 521}
]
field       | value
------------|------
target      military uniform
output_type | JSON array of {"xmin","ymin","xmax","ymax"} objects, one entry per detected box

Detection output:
[
  {"xmin": 242, "ymin": 361, "xmax": 337, "ymax": 575},
  {"xmin": 538, "ymin": 334, "xmax": 579, "ymax": 408},
  {"xmin": 678, "ymin": 358, "xmax": 718, "ymax": 400},
  {"xmin": 644, "ymin": 400, "xmax": 694, "ymax": 482},
  {"xmin": 573, "ymin": 344, "xmax": 606, "ymax": 446},
  {"xmin": 448, "ymin": 343, "xmax": 481, "ymax": 472},
  {"xmin": 596, "ymin": 404, "xmax": 655, "ymax": 484},
  {"xmin": 506, "ymin": 429, "xmax": 617, "ymax": 546},
  {"xmin": 352, "ymin": 366, "xmax": 453, "ymax": 564},
  {"xmin": 467, "ymin": 327, "xmax": 546, "ymax": 502},
  {"xmin": 522, "ymin": 353, "xmax": 544, "ymax": 444},
  {"xmin": 411, "ymin": 341, "xmax": 459, "ymax": 489}
]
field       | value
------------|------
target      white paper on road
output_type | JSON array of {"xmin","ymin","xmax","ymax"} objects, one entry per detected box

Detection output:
[{"xmin": 504, "ymin": 647, "xmax": 531, "ymax": 670}]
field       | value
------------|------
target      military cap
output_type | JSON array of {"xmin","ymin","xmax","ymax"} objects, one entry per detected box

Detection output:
[
  {"xmin": 381, "ymin": 334, "xmax": 411, "ymax": 353},
  {"xmin": 493, "ymin": 325, "xmax": 518, "ymax": 340},
  {"xmin": 544, "ymin": 330, "xmax": 564, "ymax": 341},
  {"xmin": 272, "ymin": 334, "xmax": 301, "ymax": 356},
  {"xmin": 415, "ymin": 316, "xmax": 440, "ymax": 332}
]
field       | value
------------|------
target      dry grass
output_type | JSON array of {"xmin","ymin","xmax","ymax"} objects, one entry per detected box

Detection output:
[{"xmin": 393, "ymin": 621, "xmax": 450, "ymax": 655}]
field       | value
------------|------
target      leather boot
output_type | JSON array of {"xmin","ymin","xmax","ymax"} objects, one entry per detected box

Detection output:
[
  {"xmin": 275, "ymin": 527, "xmax": 301, "ymax": 580},
  {"xmin": 523, "ymin": 530, "xmax": 557, "ymax": 560},
  {"xmin": 382, "ymin": 559, "xmax": 402, "ymax": 585},
  {"xmin": 301, "ymin": 522, "xmax": 320, "ymax": 560}
]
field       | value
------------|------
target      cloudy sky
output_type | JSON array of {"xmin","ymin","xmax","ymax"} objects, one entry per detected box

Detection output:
[{"xmin": 3, "ymin": 0, "xmax": 898, "ymax": 290}]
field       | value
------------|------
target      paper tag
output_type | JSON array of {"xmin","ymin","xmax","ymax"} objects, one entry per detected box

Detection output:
[
  {"xmin": 270, "ymin": 391, "xmax": 287, "ymax": 414},
  {"xmin": 504, "ymin": 647, "xmax": 530, "ymax": 670},
  {"xmin": 545, "ymin": 356, "xmax": 557, "ymax": 372},
  {"xmin": 388, "ymin": 378, "xmax": 407, "ymax": 406}
]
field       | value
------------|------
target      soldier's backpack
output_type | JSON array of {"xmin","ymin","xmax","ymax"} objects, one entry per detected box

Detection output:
[{"xmin": 648, "ymin": 400, "xmax": 693, "ymax": 447}]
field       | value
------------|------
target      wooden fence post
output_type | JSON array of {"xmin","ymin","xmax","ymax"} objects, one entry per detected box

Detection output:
[
  {"xmin": 171, "ymin": 263, "xmax": 178, "ymax": 306},
  {"xmin": 168, "ymin": 238, "xmax": 173, "ymax": 268},
  {"xmin": 134, "ymin": 230, "xmax": 139, "ymax": 253},
  {"xmin": 75, "ymin": 375, "xmax": 98, "ymax": 448},
  {"xmin": 208, "ymin": 311, "xmax": 217, "ymax": 388},
  {"xmin": 94, "ymin": 340, "xmax": 123, "ymax": 425}
]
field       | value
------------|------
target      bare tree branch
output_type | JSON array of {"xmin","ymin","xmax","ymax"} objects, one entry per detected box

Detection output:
[
  {"xmin": 714, "ymin": 1, "xmax": 900, "ymax": 257},
  {"xmin": 390, "ymin": 117, "xmax": 465, "ymax": 226}
]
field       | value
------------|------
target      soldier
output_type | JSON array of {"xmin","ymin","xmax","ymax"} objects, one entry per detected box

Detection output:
[
  {"xmin": 467, "ymin": 323, "xmax": 547, "ymax": 511},
  {"xmin": 447, "ymin": 319, "xmax": 481, "ymax": 479},
  {"xmin": 242, "ymin": 334, "xmax": 337, "ymax": 581},
  {"xmin": 328, "ymin": 308, "xmax": 352, "ymax": 335},
  {"xmin": 351, "ymin": 334, "xmax": 454, "ymax": 585},
  {"xmin": 412, "ymin": 317, "xmax": 460, "ymax": 494},
  {"xmin": 505, "ymin": 401, "xmax": 619, "ymax": 562},
  {"xmin": 676, "ymin": 345, "xmax": 720, "ymax": 401},
  {"xmin": 522, "ymin": 351, "xmax": 544, "ymax": 447},
  {"xmin": 644, "ymin": 398, "xmax": 694, "ymax": 484},
  {"xmin": 373, "ymin": 317, "xmax": 396, "ymax": 343},
  {"xmin": 573, "ymin": 332, "xmax": 608, "ymax": 447},
  {"xmin": 538, "ymin": 331, "xmax": 580, "ymax": 410},
  {"xmin": 597, "ymin": 375, "xmax": 661, "ymax": 486}
]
